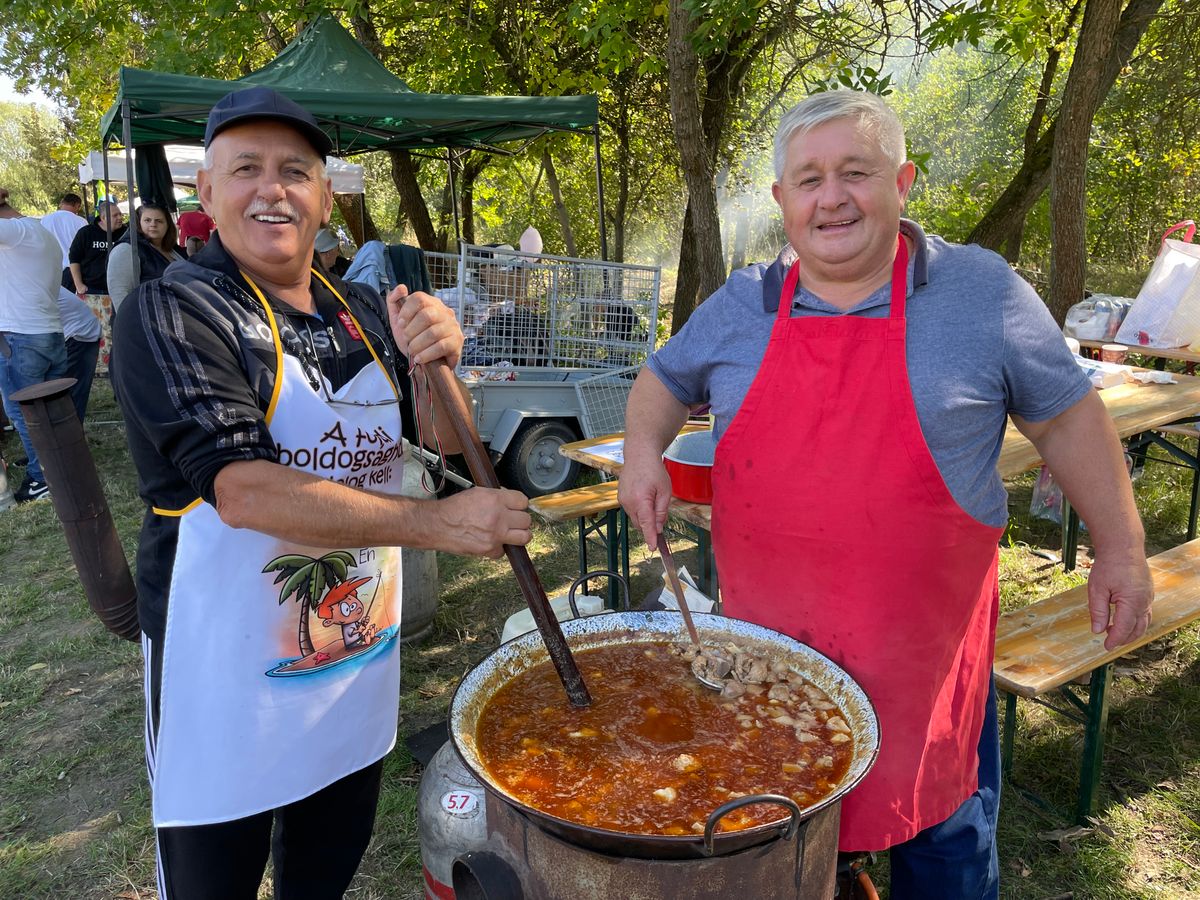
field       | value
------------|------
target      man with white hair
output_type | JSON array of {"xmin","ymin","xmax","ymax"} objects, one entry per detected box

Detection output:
[
  {"xmin": 619, "ymin": 90, "xmax": 1152, "ymax": 897},
  {"xmin": 112, "ymin": 86, "xmax": 531, "ymax": 898}
]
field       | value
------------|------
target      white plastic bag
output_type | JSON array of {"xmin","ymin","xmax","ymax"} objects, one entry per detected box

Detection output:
[
  {"xmin": 1116, "ymin": 221, "xmax": 1200, "ymax": 348},
  {"xmin": 1064, "ymin": 299, "xmax": 1108, "ymax": 340}
]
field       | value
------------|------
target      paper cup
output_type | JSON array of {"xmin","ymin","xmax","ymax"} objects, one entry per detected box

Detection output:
[{"xmin": 1100, "ymin": 344, "xmax": 1128, "ymax": 364}]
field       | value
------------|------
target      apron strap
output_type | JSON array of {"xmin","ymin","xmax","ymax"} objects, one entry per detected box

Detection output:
[{"xmin": 310, "ymin": 268, "xmax": 401, "ymax": 403}]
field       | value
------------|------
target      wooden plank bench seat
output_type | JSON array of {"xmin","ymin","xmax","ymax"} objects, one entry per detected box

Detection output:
[
  {"xmin": 529, "ymin": 481, "xmax": 628, "ymax": 605},
  {"xmin": 994, "ymin": 538, "xmax": 1200, "ymax": 822},
  {"xmin": 529, "ymin": 480, "xmax": 621, "ymax": 524}
]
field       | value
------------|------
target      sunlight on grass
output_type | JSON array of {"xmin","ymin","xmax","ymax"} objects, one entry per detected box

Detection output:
[{"xmin": 3, "ymin": 380, "xmax": 1199, "ymax": 898}]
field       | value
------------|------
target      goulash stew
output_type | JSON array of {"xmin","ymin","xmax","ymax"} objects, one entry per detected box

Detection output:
[{"xmin": 475, "ymin": 640, "xmax": 854, "ymax": 835}]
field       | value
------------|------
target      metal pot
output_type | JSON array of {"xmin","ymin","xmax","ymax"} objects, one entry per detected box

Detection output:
[{"xmin": 450, "ymin": 611, "xmax": 879, "ymax": 861}]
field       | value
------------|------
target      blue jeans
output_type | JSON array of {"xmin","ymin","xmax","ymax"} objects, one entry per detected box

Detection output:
[
  {"xmin": 888, "ymin": 685, "xmax": 1001, "ymax": 900},
  {"xmin": 65, "ymin": 337, "xmax": 100, "ymax": 422},
  {"xmin": 0, "ymin": 331, "xmax": 69, "ymax": 483}
]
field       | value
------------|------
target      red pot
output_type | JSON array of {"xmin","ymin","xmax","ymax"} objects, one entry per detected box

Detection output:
[{"xmin": 663, "ymin": 430, "xmax": 716, "ymax": 504}]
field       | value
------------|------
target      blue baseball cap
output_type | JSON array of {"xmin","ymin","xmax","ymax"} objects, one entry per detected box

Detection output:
[{"xmin": 204, "ymin": 86, "xmax": 333, "ymax": 157}]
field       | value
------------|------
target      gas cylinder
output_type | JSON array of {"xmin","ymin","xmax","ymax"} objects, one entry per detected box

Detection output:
[
  {"xmin": 417, "ymin": 740, "xmax": 488, "ymax": 899},
  {"xmin": 400, "ymin": 448, "xmax": 440, "ymax": 644}
]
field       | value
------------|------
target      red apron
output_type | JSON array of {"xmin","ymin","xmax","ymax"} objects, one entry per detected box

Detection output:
[{"xmin": 710, "ymin": 239, "xmax": 1003, "ymax": 851}]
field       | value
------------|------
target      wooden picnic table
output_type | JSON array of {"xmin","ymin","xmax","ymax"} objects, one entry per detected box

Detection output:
[
  {"xmin": 1077, "ymin": 339, "xmax": 1200, "ymax": 369},
  {"xmin": 562, "ymin": 376, "xmax": 1200, "ymax": 532}
]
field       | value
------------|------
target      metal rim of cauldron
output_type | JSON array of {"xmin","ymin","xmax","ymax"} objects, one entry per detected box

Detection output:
[{"xmin": 449, "ymin": 610, "xmax": 880, "ymax": 861}]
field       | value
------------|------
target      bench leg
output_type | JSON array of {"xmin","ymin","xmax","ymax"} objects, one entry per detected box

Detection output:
[
  {"xmin": 692, "ymin": 525, "xmax": 718, "ymax": 599},
  {"xmin": 1076, "ymin": 663, "xmax": 1112, "ymax": 824},
  {"xmin": 1189, "ymin": 436, "xmax": 1200, "ymax": 543},
  {"xmin": 605, "ymin": 508, "xmax": 620, "ymax": 609},
  {"xmin": 577, "ymin": 517, "xmax": 589, "ymax": 585},
  {"xmin": 1001, "ymin": 689, "xmax": 1017, "ymax": 783},
  {"xmin": 1061, "ymin": 498, "xmax": 1080, "ymax": 573}
]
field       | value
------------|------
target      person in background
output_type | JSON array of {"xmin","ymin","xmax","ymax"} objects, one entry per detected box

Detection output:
[
  {"xmin": 68, "ymin": 200, "xmax": 126, "ymax": 297},
  {"xmin": 55, "ymin": 287, "xmax": 102, "ymax": 421},
  {"xmin": 40, "ymin": 192, "xmax": 88, "ymax": 269},
  {"xmin": 0, "ymin": 187, "xmax": 68, "ymax": 503},
  {"xmin": 107, "ymin": 202, "xmax": 186, "ymax": 313},
  {"xmin": 618, "ymin": 90, "xmax": 1152, "ymax": 899},
  {"xmin": 177, "ymin": 207, "xmax": 215, "ymax": 250},
  {"xmin": 314, "ymin": 227, "xmax": 350, "ymax": 277}
]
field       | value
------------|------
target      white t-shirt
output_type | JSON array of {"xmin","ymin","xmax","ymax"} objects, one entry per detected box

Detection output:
[
  {"xmin": 57, "ymin": 288, "xmax": 102, "ymax": 342},
  {"xmin": 0, "ymin": 217, "xmax": 63, "ymax": 334},
  {"xmin": 40, "ymin": 209, "xmax": 88, "ymax": 266}
]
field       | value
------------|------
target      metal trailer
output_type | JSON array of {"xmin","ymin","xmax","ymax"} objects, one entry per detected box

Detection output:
[{"xmin": 423, "ymin": 244, "xmax": 660, "ymax": 495}]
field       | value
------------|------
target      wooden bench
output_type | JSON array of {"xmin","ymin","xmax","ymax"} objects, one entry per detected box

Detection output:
[
  {"xmin": 529, "ymin": 480, "xmax": 628, "ymax": 606},
  {"xmin": 1126, "ymin": 422, "xmax": 1200, "ymax": 542},
  {"xmin": 994, "ymin": 538, "xmax": 1200, "ymax": 822}
]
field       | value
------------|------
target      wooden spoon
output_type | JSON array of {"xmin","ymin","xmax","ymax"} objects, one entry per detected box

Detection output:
[
  {"xmin": 425, "ymin": 359, "xmax": 591, "ymax": 707},
  {"xmin": 658, "ymin": 533, "xmax": 722, "ymax": 690}
]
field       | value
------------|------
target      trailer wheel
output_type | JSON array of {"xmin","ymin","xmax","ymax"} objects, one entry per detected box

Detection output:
[{"xmin": 499, "ymin": 420, "xmax": 581, "ymax": 497}]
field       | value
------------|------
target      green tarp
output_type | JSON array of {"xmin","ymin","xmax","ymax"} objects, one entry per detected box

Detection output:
[{"xmin": 100, "ymin": 15, "xmax": 598, "ymax": 154}]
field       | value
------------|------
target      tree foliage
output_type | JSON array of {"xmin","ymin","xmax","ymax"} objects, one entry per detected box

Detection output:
[
  {"xmin": 0, "ymin": 101, "xmax": 77, "ymax": 213},
  {"xmin": 1, "ymin": 0, "xmax": 1195, "ymax": 327}
]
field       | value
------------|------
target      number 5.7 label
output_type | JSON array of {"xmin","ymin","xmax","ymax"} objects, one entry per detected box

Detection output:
[{"xmin": 440, "ymin": 790, "xmax": 481, "ymax": 818}]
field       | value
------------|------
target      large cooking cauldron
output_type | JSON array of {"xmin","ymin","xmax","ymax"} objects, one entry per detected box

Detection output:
[{"xmin": 450, "ymin": 611, "xmax": 879, "ymax": 865}]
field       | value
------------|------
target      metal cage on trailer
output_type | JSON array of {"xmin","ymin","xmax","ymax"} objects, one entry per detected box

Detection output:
[{"xmin": 424, "ymin": 244, "xmax": 660, "ymax": 495}]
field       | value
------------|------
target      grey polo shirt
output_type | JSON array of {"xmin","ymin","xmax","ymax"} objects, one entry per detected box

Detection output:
[{"xmin": 648, "ymin": 219, "xmax": 1091, "ymax": 527}]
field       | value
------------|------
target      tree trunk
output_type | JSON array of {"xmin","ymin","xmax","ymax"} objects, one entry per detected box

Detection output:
[
  {"xmin": 966, "ymin": 0, "xmax": 1165, "ymax": 256},
  {"xmin": 542, "ymin": 149, "xmax": 577, "ymax": 257},
  {"xmin": 298, "ymin": 603, "xmax": 314, "ymax": 657},
  {"xmin": 672, "ymin": 198, "xmax": 702, "ymax": 333},
  {"xmin": 1048, "ymin": 0, "xmax": 1122, "ymax": 324},
  {"xmin": 667, "ymin": 0, "xmax": 726, "ymax": 334},
  {"xmin": 730, "ymin": 204, "xmax": 750, "ymax": 273},
  {"xmin": 458, "ymin": 154, "xmax": 490, "ymax": 246},
  {"xmin": 333, "ymin": 193, "xmax": 379, "ymax": 247},
  {"xmin": 388, "ymin": 149, "xmax": 443, "ymax": 252}
]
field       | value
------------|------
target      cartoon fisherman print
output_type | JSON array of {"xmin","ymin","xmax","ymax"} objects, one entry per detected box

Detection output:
[
  {"xmin": 318, "ymin": 576, "xmax": 377, "ymax": 650},
  {"xmin": 262, "ymin": 548, "xmax": 399, "ymax": 678}
]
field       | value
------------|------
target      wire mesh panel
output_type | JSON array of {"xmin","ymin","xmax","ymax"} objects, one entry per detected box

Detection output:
[
  {"xmin": 574, "ymin": 365, "xmax": 641, "ymax": 439},
  {"xmin": 425, "ymin": 245, "xmax": 660, "ymax": 372}
]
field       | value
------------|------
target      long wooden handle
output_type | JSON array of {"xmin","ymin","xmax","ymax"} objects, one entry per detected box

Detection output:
[
  {"xmin": 659, "ymin": 534, "xmax": 701, "ymax": 646},
  {"xmin": 424, "ymin": 359, "xmax": 592, "ymax": 707}
]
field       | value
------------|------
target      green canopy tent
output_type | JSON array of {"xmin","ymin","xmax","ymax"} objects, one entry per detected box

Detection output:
[{"xmin": 98, "ymin": 14, "xmax": 604, "ymax": 252}]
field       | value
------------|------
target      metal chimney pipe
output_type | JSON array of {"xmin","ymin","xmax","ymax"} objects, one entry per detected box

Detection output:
[{"xmin": 12, "ymin": 377, "xmax": 139, "ymax": 641}]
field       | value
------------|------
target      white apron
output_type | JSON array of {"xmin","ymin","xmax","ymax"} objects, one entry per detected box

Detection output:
[{"xmin": 149, "ymin": 274, "xmax": 406, "ymax": 826}]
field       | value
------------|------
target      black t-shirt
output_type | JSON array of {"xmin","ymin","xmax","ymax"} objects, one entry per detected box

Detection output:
[
  {"xmin": 68, "ymin": 222, "xmax": 127, "ymax": 292},
  {"xmin": 112, "ymin": 235, "xmax": 418, "ymax": 642}
]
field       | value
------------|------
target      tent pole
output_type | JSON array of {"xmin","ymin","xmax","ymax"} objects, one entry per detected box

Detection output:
[
  {"xmin": 447, "ymin": 150, "xmax": 461, "ymax": 249},
  {"xmin": 593, "ymin": 127, "xmax": 608, "ymax": 262},
  {"xmin": 101, "ymin": 149, "xmax": 110, "ymax": 214},
  {"xmin": 122, "ymin": 100, "xmax": 140, "ymax": 288}
]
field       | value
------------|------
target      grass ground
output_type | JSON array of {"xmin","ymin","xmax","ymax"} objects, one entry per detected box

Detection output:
[{"xmin": 1, "ymin": 379, "xmax": 1198, "ymax": 898}]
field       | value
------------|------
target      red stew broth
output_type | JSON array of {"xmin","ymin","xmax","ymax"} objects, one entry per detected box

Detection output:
[{"xmin": 474, "ymin": 642, "xmax": 854, "ymax": 835}]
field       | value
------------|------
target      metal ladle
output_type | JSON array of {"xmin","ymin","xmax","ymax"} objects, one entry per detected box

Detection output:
[{"xmin": 658, "ymin": 533, "xmax": 723, "ymax": 691}]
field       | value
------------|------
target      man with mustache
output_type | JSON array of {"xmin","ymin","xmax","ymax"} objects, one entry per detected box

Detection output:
[
  {"xmin": 620, "ymin": 90, "xmax": 1151, "ymax": 898},
  {"xmin": 111, "ymin": 87, "xmax": 531, "ymax": 899}
]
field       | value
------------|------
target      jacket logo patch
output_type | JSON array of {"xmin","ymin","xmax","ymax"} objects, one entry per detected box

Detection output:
[{"xmin": 337, "ymin": 310, "xmax": 363, "ymax": 341}]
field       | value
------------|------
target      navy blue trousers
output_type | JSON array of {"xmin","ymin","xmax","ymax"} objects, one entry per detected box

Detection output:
[{"xmin": 887, "ymin": 685, "xmax": 1001, "ymax": 899}]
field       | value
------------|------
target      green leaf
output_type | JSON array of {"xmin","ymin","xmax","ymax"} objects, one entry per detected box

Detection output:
[
  {"xmin": 263, "ymin": 554, "xmax": 316, "ymax": 573},
  {"xmin": 278, "ymin": 566, "xmax": 311, "ymax": 606}
]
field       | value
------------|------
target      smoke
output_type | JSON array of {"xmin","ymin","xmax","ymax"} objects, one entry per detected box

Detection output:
[{"xmin": 718, "ymin": 150, "xmax": 786, "ymax": 271}]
